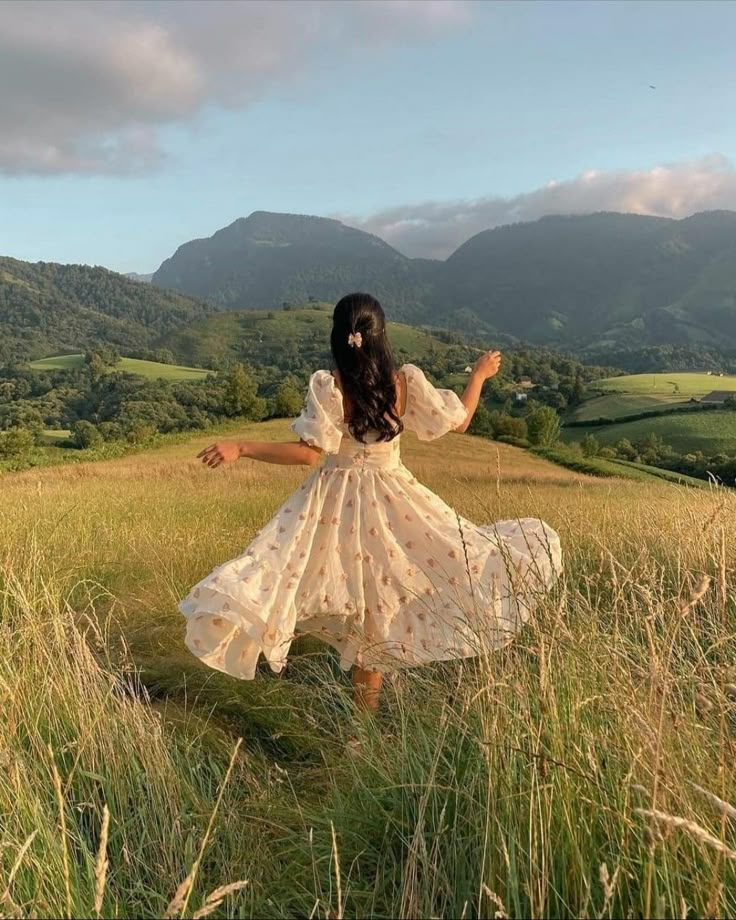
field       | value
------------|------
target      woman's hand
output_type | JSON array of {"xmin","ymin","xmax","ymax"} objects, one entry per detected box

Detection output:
[
  {"xmin": 473, "ymin": 350, "xmax": 502, "ymax": 380},
  {"xmin": 197, "ymin": 441, "xmax": 242, "ymax": 468}
]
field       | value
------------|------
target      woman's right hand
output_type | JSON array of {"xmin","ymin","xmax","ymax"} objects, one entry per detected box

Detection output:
[
  {"xmin": 473, "ymin": 350, "xmax": 502, "ymax": 380},
  {"xmin": 197, "ymin": 441, "xmax": 241, "ymax": 468}
]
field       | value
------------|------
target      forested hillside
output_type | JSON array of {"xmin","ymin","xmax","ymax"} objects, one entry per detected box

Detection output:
[
  {"xmin": 0, "ymin": 257, "xmax": 214, "ymax": 363},
  {"xmin": 151, "ymin": 209, "xmax": 736, "ymax": 360},
  {"xmin": 153, "ymin": 211, "xmax": 433, "ymax": 317}
]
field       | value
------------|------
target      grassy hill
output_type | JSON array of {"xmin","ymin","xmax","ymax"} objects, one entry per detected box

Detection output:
[
  {"xmin": 564, "ymin": 372, "xmax": 736, "ymax": 456},
  {"xmin": 30, "ymin": 353, "xmax": 212, "ymax": 382},
  {"xmin": 163, "ymin": 303, "xmax": 470, "ymax": 371},
  {"xmin": 3, "ymin": 423, "xmax": 735, "ymax": 918},
  {"xmin": 563, "ymin": 408, "xmax": 736, "ymax": 453},
  {"xmin": 0, "ymin": 256, "xmax": 214, "ymax": 364},
  {"xmin": 596, "ymin": 371, "xmax": 736, "ymax": 398},
  {"xmin": 568, "ymin": 371, "xmax": 736, "ymax": 422}
]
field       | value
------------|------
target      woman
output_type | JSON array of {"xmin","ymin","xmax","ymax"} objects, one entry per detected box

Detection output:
[{"xmin": 180, "ymin": 293, "xmax": 561, "ymax": 710}]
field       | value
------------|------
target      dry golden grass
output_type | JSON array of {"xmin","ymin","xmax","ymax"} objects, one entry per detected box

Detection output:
[{"xmin": 2, "ymin": 424, "xmax": 736, "ymax": 918}]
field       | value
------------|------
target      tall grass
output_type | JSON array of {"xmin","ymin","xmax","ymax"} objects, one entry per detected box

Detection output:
[{"xmin": 2, "ymin": 424, "xmax": 736, "ymax": 917}]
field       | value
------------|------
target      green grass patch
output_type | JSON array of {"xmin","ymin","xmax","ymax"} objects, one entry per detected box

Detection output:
[
  {"xmin": 568, "ymin": 392, "xmax": 691, "ymax": 422},
  {"xmin": 30, "ymin": 354, "xmax": 212, "ymax": 381},
  {"xmin": 596, "ymin": 371, "xmax": 736, "ymax": 398},
  {"xmin": 561, "ymin": 409, "xmax": 736, "ymax": 454},
  {"xmin": 40, "ymin": 429, "xmax": 71, "ymax": 445}
]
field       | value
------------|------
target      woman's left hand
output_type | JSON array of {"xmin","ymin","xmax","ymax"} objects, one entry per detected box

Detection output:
[{"xmin": 197, "ymin": 441, "xmax": 241, "ymax": 468}]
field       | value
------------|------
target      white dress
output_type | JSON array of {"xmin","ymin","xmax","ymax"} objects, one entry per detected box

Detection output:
[{"xmin": 179, "ymin": 365, "xmax": 562, "ymax": 678}]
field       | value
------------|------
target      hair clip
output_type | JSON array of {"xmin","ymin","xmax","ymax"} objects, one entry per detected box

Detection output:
[{"xmin": 347, "ymin": 332, "xmax": 363, "ymax": 348}]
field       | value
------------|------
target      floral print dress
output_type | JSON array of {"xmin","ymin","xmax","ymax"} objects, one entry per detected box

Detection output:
[{"xmin": 179, "ymin": 364, "xmax": 562, "ymax": 678}]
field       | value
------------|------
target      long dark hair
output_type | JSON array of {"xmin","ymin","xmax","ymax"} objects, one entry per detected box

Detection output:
[{"xmin": 331, "ymin": 293, "xmax": 403, "ymax": 443}]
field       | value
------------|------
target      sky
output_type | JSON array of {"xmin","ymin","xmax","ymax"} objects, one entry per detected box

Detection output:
[{"xmin": 2, "ymin": 0, "xmax": 736, "ymax": 272}]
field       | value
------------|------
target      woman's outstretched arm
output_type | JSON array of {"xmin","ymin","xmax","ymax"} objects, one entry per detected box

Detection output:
[
  {"xmin": 454, "ymin": 350, "xmax": 502, "ymax": 433},
  {"xmin": 197, "ymin": 439, "xmax": 322, "ymax": 468}
]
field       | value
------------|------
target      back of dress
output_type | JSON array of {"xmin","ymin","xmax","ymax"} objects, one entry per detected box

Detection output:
[
  {"xmin": 180, "ymin": 362, "xmax": 561, "ymax": 680},
  {"xmin": 291, "ymin": 364, "xmax": 469, "ymax": 466}
]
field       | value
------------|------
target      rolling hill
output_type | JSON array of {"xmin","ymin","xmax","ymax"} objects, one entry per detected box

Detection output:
[
  {"xmin": 568, "ymin": 371, "xmax": 736, "ymax": 421},
  {"xmin": 152, "ymin": 209, "xmax": 736, "ymax": 354},
  {"xmin": 0, "ymin": 257, "xmax": 214, "ymax": 364},
  {"xmin": 562, "ymin": 408, "xmax": 736, "ymax": 455},
  {"xmin": 29, "ymin": 354, "xmax": 212, "ymax": 382},
  {"xmin": 162, "ymin": 303, "xmax": 472, "ymax": 371}
]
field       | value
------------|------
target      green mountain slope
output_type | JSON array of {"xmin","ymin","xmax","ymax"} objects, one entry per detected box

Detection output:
[
  {"xmin": 163, "ymin": 304, "xmax": 470, "ymax": 371},
  {"xmin": 440, "ymin": 211, "xmax": 736, "ymax": 348},
  {"xmin": 153, "ymin": 211, "xmax": 434, "ymax": 317},
  {"xmin": 0, "ymin": 257, "xmax": 214, "ymax": 364},
  {"xmin": 152, "ymin": 209, "xmax": 736, "ymax": 354}
]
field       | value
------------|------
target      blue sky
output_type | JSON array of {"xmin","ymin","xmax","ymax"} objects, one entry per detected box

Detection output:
[{"xmin": 2, "ymin": 0, "xmax": 736, "ymax": 271}]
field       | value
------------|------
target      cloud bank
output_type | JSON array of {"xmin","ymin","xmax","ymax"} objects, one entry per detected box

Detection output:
[
  {"xmin": 0, "ymin": 0, "xmax": 468, "ymax": 175},
  {"xmin": 343, "ymin": 155, "xmax": 736, "ymax": 259}
]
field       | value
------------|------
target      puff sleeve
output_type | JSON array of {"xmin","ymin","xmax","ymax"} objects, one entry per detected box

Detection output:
[
  {"xmin": 290, "ymin": 370, "xmax": 345, "ymax": 454},
  {"xmin": 401, "ymin": 364, "xmax": 468, "ymax": 441}
]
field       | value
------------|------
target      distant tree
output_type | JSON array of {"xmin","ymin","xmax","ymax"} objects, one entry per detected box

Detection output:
[
  {"xmin": 637, "ymin": 433, "xmax": 671, "ymax": 463},
  {"xmin": 570, "ymin": 375, "xmax": 586, "ymax": 406},
  {"xmin": 223, "ymin": 364, "xmax": 266, "ymax": 419},
  {"xmin": 526, "ymin": 406, "xmax": 561, "ymax": 446},
  {"xmin": 614, "ymin": 438, "xmax": 638, "ymax": 460},
  {"xmin": 581, "ymin": 433, "xmax": 600, "ymax": 457},
  {"xmin": 85, "ymin": 352, "xmax": 108, "ymax": 380},
  {"xmin": 0, "ymin": 427, "xmax": 35, "ymax": 459},
  {"xmin": 126, "ymin": 423, "xmax": 156, "ymax": 445},
  {"xmin": 468, "ymin": 403, "xmax": 495, "ymax": 438},
  {"xmin": 71, "ymin": 420, "xmax": 103, "ymax": 449},
  {"xmin": 85, "ymin": 345, "xmax": 120, "ymax": 369},
  {"xmin": 151, "ymin": 348, "xmax": 176, "ymax": 365},
  {"xmin": 489, "ymin": 411, "xmax": 528, "ymax": 441},
  {"xmin": 97, "ymin": 421, "xmax": 124, "ymax": 442},
  {"xmin": 273, "ymin": 376, "xmax": 304, "ymax": 418}
]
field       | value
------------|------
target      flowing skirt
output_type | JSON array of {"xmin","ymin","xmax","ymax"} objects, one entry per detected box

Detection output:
[{"xmin": 179, "ymin": 463, "xmax": 562, "ymax": 678}]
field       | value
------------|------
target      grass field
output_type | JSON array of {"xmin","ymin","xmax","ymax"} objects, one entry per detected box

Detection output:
[
  {"xmin": 562, "ymin": 408, "xmax": 736, "ymax": 454},
  {"xmin": 568, "ymin": 392, "xmax": 690, "ymax": 422},
  {"xmin": 2, "ymin": 423, "xmax": 736, "ymax": 918},
  {"xmin": 597, "ymin": 372, "xmax": 736, "ymax": 398},
  {"xmin": 30, "ymin": 354, "xmax": 212, "ymax": 381},
  {"xmin": 569, "ymin": 372, "xmax": 736, "ymax": 423},
  {"xmin": 39, "ymin": 428, "xmax": 71, "ymax": 445}
]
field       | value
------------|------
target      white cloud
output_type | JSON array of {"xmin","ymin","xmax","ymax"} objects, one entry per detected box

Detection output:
[
  {"xmin": 0, "ymin": 0, "xmax": 469, "ymax": 175},
  {"xmin": 344, "ymin": 155, "xmax": 736, "ymax": 259}
]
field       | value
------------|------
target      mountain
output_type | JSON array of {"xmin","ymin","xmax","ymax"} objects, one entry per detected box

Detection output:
[
  {"xmin": 152, "ymin": 211, "xmax": 434, "ymax": 318},
  {"xmin": 440, "ymin": 211, "xmax": 736, "ymax": 349},
  {"xmin": 125, "ymin": 272, "xmax": 153, "ymax": 283},
  {"xmin": 0, "ymin": 257, "xmax": 214, "ymax": 364},
  {"xmin": 152, "ymin": 210, "xmax": 736, "ymax": 354}
]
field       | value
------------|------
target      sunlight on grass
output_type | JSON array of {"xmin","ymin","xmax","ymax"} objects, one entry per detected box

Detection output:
[{"xmin": 2, "ymin": 427, "xmax": 736, "ymax": 917}]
